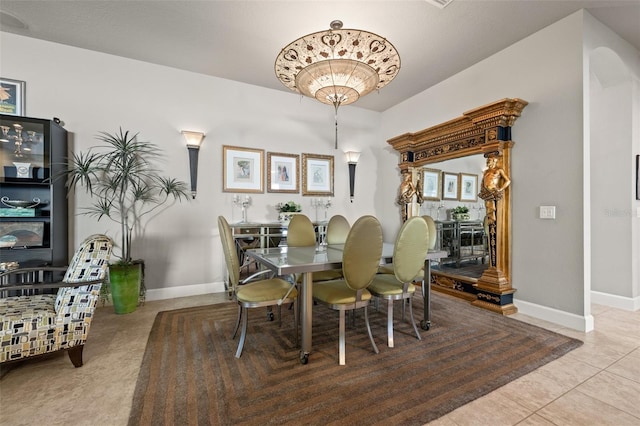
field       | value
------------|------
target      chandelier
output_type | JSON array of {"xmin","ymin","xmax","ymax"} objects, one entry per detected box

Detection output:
[{"xmin": 275, "ymin": 20, "xmax": 400, "ymax": 148}]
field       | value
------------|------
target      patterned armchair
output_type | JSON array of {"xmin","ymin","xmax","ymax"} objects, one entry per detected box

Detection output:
[{"xmin": 0, "ymin": 234, "xmax": 113, "ymax": 367}]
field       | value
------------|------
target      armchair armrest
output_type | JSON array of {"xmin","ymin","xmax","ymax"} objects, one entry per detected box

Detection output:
[
  {"xmin": 0, "ymin": 266, "xmax": 101, "ymax": 294},
  {"xmin": 55, "ymin": 282, "xmax": 103, "ymax": 316}
]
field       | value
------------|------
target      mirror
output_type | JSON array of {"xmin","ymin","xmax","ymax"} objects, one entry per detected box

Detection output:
[
  {"xmin": 387, "ymin": 98, "xmax": 527, "ymax": 315},
  {"xmin": 418, "ymin": 156, "xmax": 488, "ymax": 282}
]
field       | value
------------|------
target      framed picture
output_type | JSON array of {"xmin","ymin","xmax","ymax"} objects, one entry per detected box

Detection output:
[
  {"xmin": 267, "ymin": 152, "xmax": 299, "ymax": 193},
  {"xmin": 442, "ymin": 172, "xmax": 459, "ymax": 201},
  {"xmin": 0, "ymin": 78, "xmax": 26, "ymax": 116},
  {"xmin": 302, "ymin": 153, "xmax": 334, "ymax": 196},
  {"xmin": 222, "ymin": 145, "xmax": 264, "ymax": 193},
  {"xmin": 459, "ymin": 173, "xmax": 478, "ymax": 202},
  {"xmin": 422, "ymin": 168, "xmax": 441, "ymax": 201}
]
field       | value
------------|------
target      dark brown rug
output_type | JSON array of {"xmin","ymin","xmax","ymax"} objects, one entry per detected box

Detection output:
[{"xmin": 128, "ymin": 292, "xmax": 582, "ymax": 425}]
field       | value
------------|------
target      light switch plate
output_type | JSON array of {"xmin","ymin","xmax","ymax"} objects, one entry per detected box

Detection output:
[{"xmin": 540, "ymin": 206, "xmax": 556, "ymax": 219}]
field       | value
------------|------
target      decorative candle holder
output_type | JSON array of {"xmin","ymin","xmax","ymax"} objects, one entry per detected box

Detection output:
[
  {"xmin": 233, "ymin": 194, "xmax": 252, "ymax": 223},
  {"xmin": 311, "ymin": 198, "xmax": 332, "ymax": 222}
]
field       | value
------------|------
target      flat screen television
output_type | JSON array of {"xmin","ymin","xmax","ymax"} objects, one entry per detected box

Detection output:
[{"xmin": 0, "ymin": 221, "xmax": 45, "ymax": 247}]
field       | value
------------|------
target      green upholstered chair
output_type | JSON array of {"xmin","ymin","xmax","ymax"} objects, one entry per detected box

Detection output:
[
  {"xmin": 368, "ymin": 216, "xmax": 429, "ymax": 348},
  {"xmin": 286, "ymin": 214, "xmax": 341, "ymax": 283},
  {"xmin": 378, "ymin": 214, "xmax": 435, "ymax": 282},
  {"xmin": 312, "ymin": 215, "xmax": 383, "ymax": 365},
  {"xmin": 422, "ymin": 215, "xmax": 437, "ymax": 250},
  {"xmin": 218, "ymin": 216, "xmax": 298, "ymax": 358},
  {"xmin": 312, "ymin": 215, "xmax": 351, "ymax": 282},
  {"xmin": 325, "ymin": 214, "xmax": 350, "ymax": 245},
  {"xmin": 286, "ymin": 214, "xmax": 316, "ymax": 247}
]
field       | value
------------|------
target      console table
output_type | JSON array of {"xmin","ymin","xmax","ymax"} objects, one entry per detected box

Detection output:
[
  {"xmin": 229, "ymin": 221, "xmax": 328, "ymax": 248},
  {"xmin": 435, "ymin": 220, "xmax": 487, "ymax": 267}
]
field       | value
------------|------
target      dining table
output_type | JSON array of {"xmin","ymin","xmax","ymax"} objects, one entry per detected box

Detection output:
[{"xmin": 245, "ymin": 243, "xmax": 446, "ymax": 364}]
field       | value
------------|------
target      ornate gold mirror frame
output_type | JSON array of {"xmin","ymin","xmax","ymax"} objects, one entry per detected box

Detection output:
[{"xmin": 388, "ymin": 98, "xmax": 528, "ymax": 314}]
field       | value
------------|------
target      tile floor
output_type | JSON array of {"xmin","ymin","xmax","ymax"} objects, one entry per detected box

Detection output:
[{"xmin": 0, "ymin": 293, "xmax": 638, "ymax": 426}]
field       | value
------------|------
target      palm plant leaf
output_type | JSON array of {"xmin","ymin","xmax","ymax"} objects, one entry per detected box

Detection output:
[{"xmin": 61, "ymin": 128, "xmax": 190, "ymax": 263}]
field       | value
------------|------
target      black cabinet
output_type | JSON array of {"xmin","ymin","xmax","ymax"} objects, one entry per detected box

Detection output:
[{"xmin": 0, "ymin": 115, "xmax": 68, "ymax": 267}]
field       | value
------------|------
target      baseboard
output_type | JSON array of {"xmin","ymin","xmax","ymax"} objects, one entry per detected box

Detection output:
[
  {"xmin": 513, "ymin": 298, "xmax": 594, "ymax": 332},
  {"xmin": 145, "ymin": 281, "xmax": 227, "ymax": 301},
  {"xmin": 591, "ymin": 290, "xmax": 640, "ymax": 311}
]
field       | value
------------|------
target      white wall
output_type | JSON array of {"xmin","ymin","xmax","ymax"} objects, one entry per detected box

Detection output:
[
  {"xmin": 584, "ymin": 12, "xmax": 640, "ymax": 310},
  {"xmin": 0, "ymin": 33, "xmax": 381, "ymax": 297},
  {"xmin": 380, "ymin": 10, "xmax": 640, "ymax": 328},
  {"xmin": 382, "ymin": 12, "xmax": 587, "ymax": 322}
]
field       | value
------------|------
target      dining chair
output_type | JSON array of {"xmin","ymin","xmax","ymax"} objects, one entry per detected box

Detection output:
[
  {"xmin": 325, "ymin": 214, "xmax": 350, "ymax": 244},
  {"xmin": 218, "ymin": 215, "xmax": 298, "ymax": 358},
  {"xmin": 422, "ymin": 215, "xmax": 437, "ymax": 250},
  {"xmin": 287, "ymin": 214, "xmax": 340, "ymax": 283},
  {"xmin": 286, "ymin": 214, "xmax": 316, "ymax": 247},
  {"xmin": 368, "ymin": 216, "xmax": 429, "ymax": 348},
  {"xmin": 378, "ymin": 215, "xmax": 435, "ymax": 282},
  {"xmin": 312, "ymin": 215, "xmax": 383, "ymax": 365},
  {"xmin": 313, "ymin": 214, "xmax": 351, "ymax": 282}
]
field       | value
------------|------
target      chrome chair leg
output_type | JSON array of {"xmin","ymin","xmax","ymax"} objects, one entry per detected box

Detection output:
[
  {"xmin": 387, "ymin": 298, "xmax": 394, "ymax": 348},
  {"xmin": 408, "ymin": 297, "xmax": 422, "ymax": 341},
  {"xmin": 364, "ymin": 306, "xmax": 379, "ymax": 355},
  {"xmin": 294, "ymin": 297, "xmax": 299, "ymax": 347},
  {"xmin": 232, "ymin": 305, "xmax": 242, "ymax": 338},
  {"xmin": 339, "ymin": 309, "xmax": 346, "ymax": 365},
  {"xmin": 235, "ymin": 307, "xmax": 249, "ymax": 358}
]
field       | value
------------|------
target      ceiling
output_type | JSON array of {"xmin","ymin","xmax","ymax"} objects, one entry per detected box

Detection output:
[{"xmin": 1, "ymin": 0, "xmax": 639, "ymax": 112}]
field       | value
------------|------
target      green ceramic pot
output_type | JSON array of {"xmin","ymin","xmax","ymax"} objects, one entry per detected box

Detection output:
[{"xmin": 109, "ymin": 262, "xmax": 142, "ymax": 314}]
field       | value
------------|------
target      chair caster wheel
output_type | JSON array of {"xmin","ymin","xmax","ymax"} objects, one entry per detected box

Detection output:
[
  {"xmin": 420, "ymin": 320, "xmax": 431, "ymax": 330},
  {"xmin": 299, "ymin": 352, "xmax": 309, "ymax": 364},
  {"xmin": 267, "ymin": 312, "xmax": 275, "ymax": 321}
]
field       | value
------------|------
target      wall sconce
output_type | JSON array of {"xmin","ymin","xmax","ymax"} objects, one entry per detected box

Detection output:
[
  {"xmin": 344, "ymin": 151, "xmax": 361, "ymax": 203},
  {"xmin": 181, "ymin": 130, "xmax": 205, "ymax": 199}
]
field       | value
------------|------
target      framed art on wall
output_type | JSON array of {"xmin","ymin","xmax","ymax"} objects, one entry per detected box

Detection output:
[
  {"xmin": 302, "ymin": 153, "xmax": 334, "ymax": 196},
  {"xmin": 422, "ymin": 168, "xmax": 441, "ymax": 201},
  {"xmin": 267, "ymin": 152, "xmax": 299, "ymax": 193},
  {"xmin": 222, "ymin": 145, "xmax": 264, "ymax": 193},
  {"xmin": 442, "ymin": 172, "xmax": 459, "ymax": 201},
  {"xmin": 459, "ymin": 173, "xmax": 478, "ymax": 202},
  {"xmin": 0, "ymin": 78, "xmax": 26, "ymax": 116}
]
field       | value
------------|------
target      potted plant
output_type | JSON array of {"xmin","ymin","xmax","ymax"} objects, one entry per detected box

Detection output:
[
  {"xmin": 276, "ymin": 201, "xmax": 302, "ymax": 223},
  {"xmin": 61, "ymin": 128, "xmax": 189, "ymax": 313},
  {"xmin": 451, "ymin": 205, "xmax": 470, "ymax": 221}
]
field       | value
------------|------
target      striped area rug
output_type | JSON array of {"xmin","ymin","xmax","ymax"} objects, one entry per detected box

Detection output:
[{"xmin": 128, "ymin": 292, "xmax": 582, "ymax": 425}]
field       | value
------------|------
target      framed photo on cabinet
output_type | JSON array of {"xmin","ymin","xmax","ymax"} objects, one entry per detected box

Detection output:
[
  {"xmin": 442, "ymin": 172, "xmax": 459, "ymax": 201},
  {"xmin": 302, "ymin": 153, "xmax": 334, "ymax": 196},
  {"xmin": 422, "ymin": 168, "xmax": 441, "ymax": 201},
  {"xmin": 267, "ymin": 152, "xmax": 299, "ymax": 193},
  {"xmin": 459, "ymin": 173, "xmax": 478, "ymax": 202},
  {"xmin": 222, "ymin": 145, "xmax": 264, "ymax": 193},
  {"xmin": 0, "ymin": 78, "xmax": 26, "ymax": 116}
]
